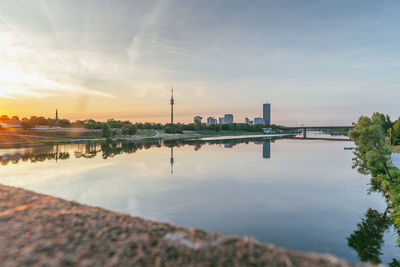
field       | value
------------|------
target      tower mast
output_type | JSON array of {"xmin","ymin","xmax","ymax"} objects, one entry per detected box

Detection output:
[{"xmin": 170, "ymin": 87, "xmax": 174, "ymax": 124}]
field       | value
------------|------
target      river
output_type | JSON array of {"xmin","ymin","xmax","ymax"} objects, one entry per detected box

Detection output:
[{"xmin": 0, "ymin": 136, "xmax": 398, "ymax": 264}]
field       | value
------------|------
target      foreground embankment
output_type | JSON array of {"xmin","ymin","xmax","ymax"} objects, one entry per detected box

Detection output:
[{"xmin": 0, "ymin": 185, "xmax": 368, "ymax": 267}]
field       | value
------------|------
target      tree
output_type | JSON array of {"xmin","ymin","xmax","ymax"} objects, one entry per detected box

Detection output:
[
  {"xmin": 121, "ymin": 127, "xmax": 128, "ymax": 138},
  {"xmin": 392, "ymin": 120, "xmax": 400, "ymax": 145},
  {"xmin": 372, "ymin": 112, "xmax": 393, "ymax": 134},
  {"xmin": 350, "ymin": 114, "xmax": 393, "ymax": 182},
  {"xmin": 194, "ymin": 120, "xmax": 202, "ymax": 131},
  {"xmin": 0, "ymin": 115, "xmax": 9, "ymax": 121},
  {"xmin": 102, "ymin": 123, "xmax": 114, "ymax": 142},
  {"xmin": 127, "ymin": 125, "xmax": 137, "ymax": 137},
  {"xmin": 107, "ymin": 119, "xmax": 123, "ymax": 129},
  {"xmin": 21, "ymin": 121, "xmax": 33, "ymax": 130}
]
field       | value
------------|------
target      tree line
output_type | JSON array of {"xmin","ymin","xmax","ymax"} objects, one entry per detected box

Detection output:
[
  {"xmin": 349, "ymin": 112, "xmax": 400, "ymax": 265},
  {"xmin": 0, "ymin": 114, "xmax": 279, "ymax": 133}
]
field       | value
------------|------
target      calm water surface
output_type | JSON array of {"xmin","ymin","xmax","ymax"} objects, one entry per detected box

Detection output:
[{"xmin": 0, "ymin": 137, "xmax": 398, "ymax": 264}]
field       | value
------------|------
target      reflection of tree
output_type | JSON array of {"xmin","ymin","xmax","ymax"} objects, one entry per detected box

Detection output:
[
  {"xmin": 1, "ymin": 137, "xmax": 276, "ymax": 165},
  {"xmin": 347, "ymin": 208, "xmax": 392, "ymax": 264},
  {"xmin": 390, "ymin": 259, "xmax": 400, "ymax": 267},
  {"xmin": 194, "ymin": 144, "xmax": 201, "ymax": 151}
]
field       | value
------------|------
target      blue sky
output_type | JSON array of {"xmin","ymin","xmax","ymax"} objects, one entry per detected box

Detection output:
[{"xmin": 0, "ymin": 0, "xmax": 399, "ymax": 124}]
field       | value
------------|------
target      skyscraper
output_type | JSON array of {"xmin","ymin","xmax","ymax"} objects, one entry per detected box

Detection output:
[
  {"xmin": 263, "ymin": 103, "xmax": 271, "ymax": 125},
  {"xmin": 170, "ymin": 88, "xmax": 174, "ymax": 124},
  {"xmin": 55, "ymin": 109, "xmax": 58, "ymax": 121},
  {"xmin": 224, "ymin": 114, "xmax": 233, "ymax": 124}
]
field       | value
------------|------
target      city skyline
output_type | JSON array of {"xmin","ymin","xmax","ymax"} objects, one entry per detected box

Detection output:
[{"xmin": 1, "ymin": 0, "xmax": 400, "ymax": 125}]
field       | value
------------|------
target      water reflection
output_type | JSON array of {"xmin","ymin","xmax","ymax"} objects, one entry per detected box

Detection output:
[
  {"xmin": 263, "ymin": 141, "xmax": 271, "ymax": 159},
  {"xmin": 0, "ymin": 138, "xmax": 274, "ymax": 167},
  {"xmin": 170, "ymin": 147, "xmax": 174, "ymax": 174},
  {"xmin": 1, "ymin": 137, "xmax": 399, "ymax": 264},
  {"xmin": 347, "ymin": 208, "xmax": 393, "ymax": 264}
]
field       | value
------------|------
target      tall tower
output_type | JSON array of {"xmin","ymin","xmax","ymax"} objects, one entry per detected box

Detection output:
[
  {"xmin": 55, "ymin": 109, "xmax": 59, "ymax": 122},
  {"xmin": 170, "ymin": 87, "xmax": 174, "ymax": 124},
  {"xmin": 263, "ymin": 102, "xmax": 271, "ymax": 125}
]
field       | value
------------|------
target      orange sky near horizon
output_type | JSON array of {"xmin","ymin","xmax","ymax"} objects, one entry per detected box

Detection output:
[{"xmin": 1, "ymin": 1, "xmax": 399, "ymax": 126}]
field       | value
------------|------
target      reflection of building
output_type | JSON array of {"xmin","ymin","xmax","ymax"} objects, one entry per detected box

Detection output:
[
  {"xmin": 263, "ymin": 141, "xmax": 271, "ymax": 159},
  {"xmin": 263, "ymin": 103, "xmax": 271, "ymax": 126},
  {"xmin": 170, "ymin": 147, "xmax": 174, "ymax": 174},
  {"xmin": 207, "ymin": 117, "xmax": 217, "ymax": 126},
  {"xmin": 224, "ymin": 143, "xmax": 233, "ymax": 148},
  {"xmin": 254, "ymin": 117, "xmax": 265, "ymax": 125},
  {"xmin": 194, "ymin": 116, "xmax": 203, "ymax": 123}
]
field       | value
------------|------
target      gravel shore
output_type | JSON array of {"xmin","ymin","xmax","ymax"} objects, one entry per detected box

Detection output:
[{"xmin": 0, "ymin": 184, "xmax": 369, "ymax": 266}]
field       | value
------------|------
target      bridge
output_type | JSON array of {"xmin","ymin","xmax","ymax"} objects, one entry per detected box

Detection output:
[
  {"xmin": 280, "ymin": 125, "xmax": 354, "ymax": 138},
  {"xmin": 289, "ymin": 137, "xmax": 352, "ymax": 142}
]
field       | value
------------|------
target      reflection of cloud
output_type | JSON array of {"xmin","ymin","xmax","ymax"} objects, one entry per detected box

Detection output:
[{"xmin": 0, "ymin": 161, "xmax": 115, "ymax": 187}]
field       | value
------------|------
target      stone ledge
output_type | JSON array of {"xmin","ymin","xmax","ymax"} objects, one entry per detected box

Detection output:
[{"xmin": 0, "ymin": 185, "xmax": 372, "ymax": 266}]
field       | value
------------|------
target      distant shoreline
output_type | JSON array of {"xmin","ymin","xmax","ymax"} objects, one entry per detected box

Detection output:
[{"xmin": 0, "ymin": 129, "xmax": 294, "ymax": 149}]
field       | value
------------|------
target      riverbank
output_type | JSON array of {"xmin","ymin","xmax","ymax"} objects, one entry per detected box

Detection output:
[
  {"xmin": 0, "ymin": 129, "xmax": 293, "ymax": 148},
  {"xmin": 390, "ymin": 145, "xmax": 400, "ymax": 153},
  {"xmin": 0, "ymin": 184, "xmax": 365, "ymax": 266}
]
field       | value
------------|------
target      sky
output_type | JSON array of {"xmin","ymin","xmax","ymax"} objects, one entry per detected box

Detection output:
[{"xmin": 0, "ymin": 0, "xmax": 399, "ymax": 125}]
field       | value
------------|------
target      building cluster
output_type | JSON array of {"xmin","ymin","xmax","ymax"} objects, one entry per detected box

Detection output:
[
  {"xmin": 0, "ymin": 119, "xmax": 21, "ymax": 128},
  {"xmin": 194, "ymin": 103, "xmax": 271, "ymax": 126}
]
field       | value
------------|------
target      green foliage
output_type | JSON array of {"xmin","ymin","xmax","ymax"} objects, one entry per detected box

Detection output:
[
  {"xmin": 194, "ymin": 120, "xmax": 203, "ymax": 130},
  {"xmin": 350, "ymin": 115, "xmax": 392, "ymax": 180},
  {"xmin": 372, "ymin": 112, "xmax": 393, "ymax": 133},
  {"xmin": 164, "ymin": 126, "xmax": 183, "ymax": 134},
  {"xmin": 127, "ymin": 125, "xmax": 137, "ymax": 137},
  {"xmin": 84, "ymin": 119, "xmax": 102, "ymax": 129},
  {"xmin": 121, "ymin": 127, "xmax": 129, "ymax": 137},
  {"xmin": 102, "ymin": 123, "xmax": 114, "ymax": 142},
  {"xmin": 393, "ymin": 120, "xmax": 400, "ymax": 145},
  {"xmin": 21, "ymin": 121, "xmax": 33, "ymax": 130},
  {"xmin": 347, "ymin": 209, "xmax": 392, "ymax": 264}
]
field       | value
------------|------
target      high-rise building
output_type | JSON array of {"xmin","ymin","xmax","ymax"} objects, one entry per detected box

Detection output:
[
  {"xmin": 207, "ymin": 117, "xmax": 217, "ymax": 126},
  {"xmin": 245, "ymin": 117, "xmax": 250, "ymax": 124},
  {"xmin": 170, "ymin": 88, "xmax": 174, "ymax": 124},
  {"xmin": 194, "ymin": 116, "xmax": 203, "ymax": 123},
  {"xmin": 254, "ymin": 117, "xmax": 265, "ymax": 125},
  {"xmin": 263, "ymin": 103, "xmax": 271, "ymax": 125},
  {"xmin": 219, "ymin": 117, "xmax": 224, "ymax": 124},
  {"xmin": 224, "ymin": 114, "xmax": 233, "ymax": 124},
  {"xmin": 55, "ymin": 109, "xmax": 58, "ymax": 121}
]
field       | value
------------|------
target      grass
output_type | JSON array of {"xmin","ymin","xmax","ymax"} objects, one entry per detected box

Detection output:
[
  {"xmin": 197, "ymin": 130, "xmax": 264, "ymax": 136},
  {"xmin": 390, "ymin": 145, "xmax": 400, "ymax": 153},
  {"xmin": 137, "ymin": 129, "xmax": 158, "ymax": 137}
]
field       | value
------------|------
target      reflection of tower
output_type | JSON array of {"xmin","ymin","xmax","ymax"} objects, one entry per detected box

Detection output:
[
  {"xmin": 55, "ymin": 144, "xmax": 59, "ymax": 162},
  {"xmin": 170, "ymin": 88, "xmax": 174, "ymax": 124},
  {"xmin": 170, "ymin": 147, "xmax": 174, "ymax": 174},
  {"xmin": 263, "ymin": 141, "xmax": 271, "ymax": 159}
]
